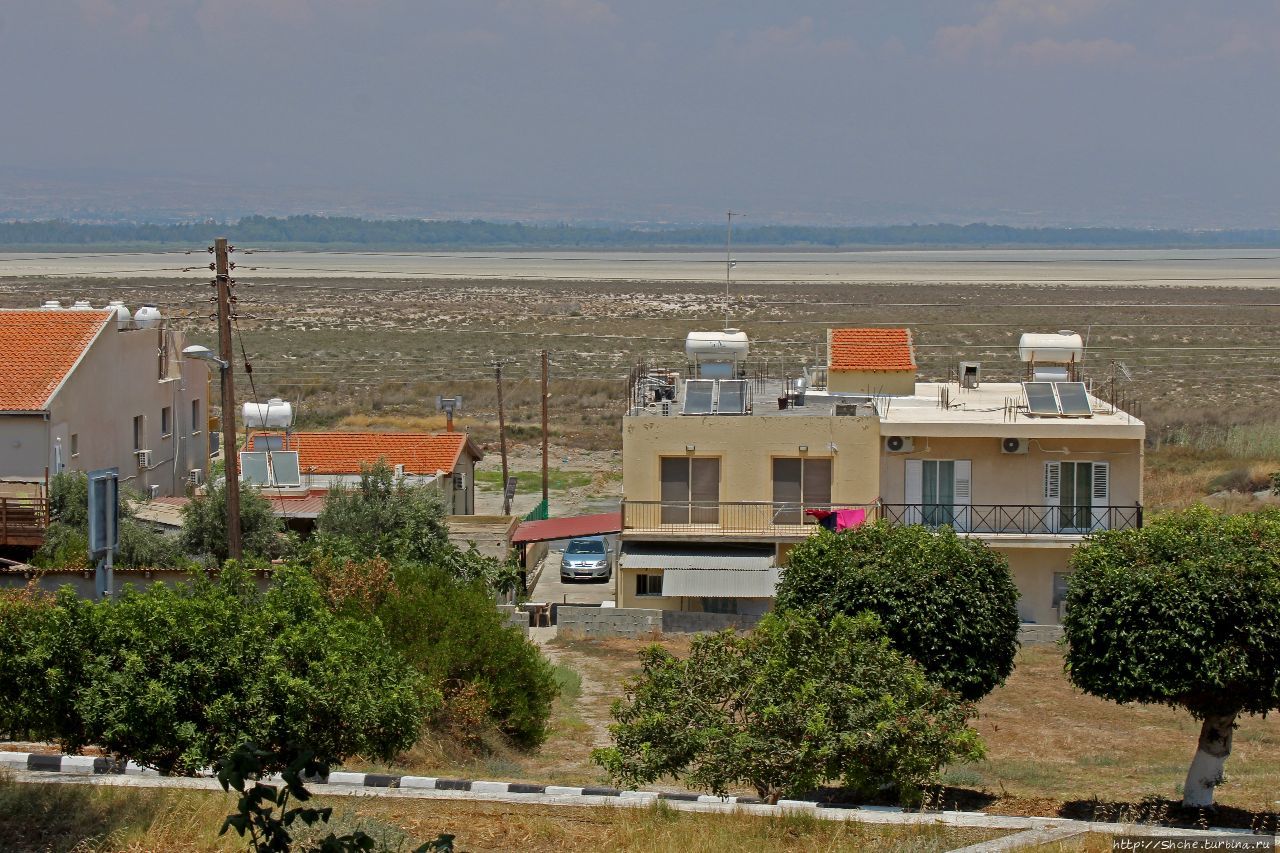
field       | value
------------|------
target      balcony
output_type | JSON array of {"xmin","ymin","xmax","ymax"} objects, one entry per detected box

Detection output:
[
  {"xmin": 621, "ymin": 500, "xmax": 878, "ymax": 542},
  {"xmin": 0, "ymin": 496, "xmax": 50, "ymax": 547},
  {"xmin": 879, "ymin": 503, "xmax": 1142, "ymax": 536},
  {"xmin": 620, "ymin": 499, "xmax": 1143, "ymax": 542}
]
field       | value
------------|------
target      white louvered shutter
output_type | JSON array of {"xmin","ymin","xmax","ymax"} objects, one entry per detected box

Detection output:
[
  {"xmin": 904, "ymin": 459, "xmax": 923, "ymax": 525},
  {"xmin": 953, "ymin": 460, "xmax": 972, "ymax": 531},
  {"xmin": 1043, "ymin": 461, "xmax": 1061, "ymax": 505},
  {"xmin": 1090, "ymin": 462, "xmax": 1110, "ymax": 530}
]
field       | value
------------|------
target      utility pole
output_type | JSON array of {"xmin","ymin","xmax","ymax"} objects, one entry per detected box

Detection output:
[
  {"xmin": 492, "ymin": 358, "xmax": 513, "ymax": 516},
  {"xmin": 540, "ymin": 350, "xmax": 550, "ymax": 511},
  {"xmin": 724, "ymin": 210, "xmax": 740, "ymax": 330},
  {"xmin": 213, "ymin": 237, "xmax": 242, "ymax": 561}
]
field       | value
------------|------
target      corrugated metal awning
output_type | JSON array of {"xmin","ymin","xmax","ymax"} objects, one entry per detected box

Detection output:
[
  {"xmin": 619, "ymin": 546, "xmax": 774, "ymax": 572},
  {"xmin": 661, "ymin": 567, "xmax": 780, "ymax": 598}
]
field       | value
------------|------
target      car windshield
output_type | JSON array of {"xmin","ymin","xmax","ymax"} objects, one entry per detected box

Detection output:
[{"xmin": 566, "ymin": 541, "xmax": 605, "ymax": 555}]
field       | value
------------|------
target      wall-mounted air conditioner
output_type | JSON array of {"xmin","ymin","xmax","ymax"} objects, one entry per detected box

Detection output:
[
  {"xmin": 884, "ymin": 436, "xmax": 914, "ymax": 453},
  {"xmin": 1001, "ymin": 437, "xmax": 1029, "ymax": 455},
  {"xmin": 135, "ymin": 449, "xmax": 153, "ymax": 468},
  {"xmin": 148, "ymin": 484, "xmax": 160, "ymax": 499},
  {"xmin": 188, "ymin": 468, "xmax": 205, "ymax": 486},
  {"xmin": 453, "ymin": 473, "xmax": 466, "ymax": 490}
]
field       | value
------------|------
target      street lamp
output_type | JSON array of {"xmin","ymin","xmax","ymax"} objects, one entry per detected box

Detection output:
[{"xmin": 183, "ymin": 344, "xmax": 241, "ymax": 561}]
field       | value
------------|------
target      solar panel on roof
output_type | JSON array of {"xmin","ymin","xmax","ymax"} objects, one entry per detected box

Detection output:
[
  {"xmin": 1055, "ymin": 382, "xmax": 1093, "ymax": 417},
  {"xmin": 1023, "ymin": 381, "xmax": 1061, "ymax": 416},
  {"xmin": 240, "ymin": 451, "xmax": 270, "ymax": 485},
  {"xmin": 683, "ymin": 379, "xmax": 714, "ymax": 415},
  {"xmin": 269, "ymin": 451, "xmax": 302, "ymax": 485},
  {"xmin": 717, "ymin": 380, "xmax": 747, "ymax": 414}
]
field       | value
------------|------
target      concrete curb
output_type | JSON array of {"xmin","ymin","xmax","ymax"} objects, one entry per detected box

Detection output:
[{"xmin": 1, "ymin": 751, "xmax": 1272, "ymax": 844}]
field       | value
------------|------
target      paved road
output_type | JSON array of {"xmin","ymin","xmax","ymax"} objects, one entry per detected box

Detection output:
[{"xmin": 529, "ymin": 546, "xmax": 615, "ymax": 608}]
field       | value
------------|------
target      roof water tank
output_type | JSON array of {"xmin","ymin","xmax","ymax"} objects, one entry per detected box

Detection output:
[
  {"xmin": 684, "ymin": 330, "xmax": 750, "ymax": 361},
  {"xmin": 106, "ymin": 300, "xmax": 134, "ymax": 329},
  {"xmin": 40, "ymin": 299, "xmax": 63, "ymax": 310},
  {"xmin": 134, "ymin": 304, "xmax": 162, "ymax": 329},
  {"xmin": 243, "ymin": 398, "xmax": 294, "ymax": 428},
  {"xmin": 69, "ymin": 299, "xmax": 94, "ymax": 310},
  {"xmin": 1018, "ymin": 331, "xmax": 1083, "ymax": 364}
]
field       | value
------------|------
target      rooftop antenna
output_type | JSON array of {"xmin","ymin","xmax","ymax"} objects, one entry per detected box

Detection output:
[{"xmin": 724, "ymin": 210, "xmax": 740, "ymax": 330}]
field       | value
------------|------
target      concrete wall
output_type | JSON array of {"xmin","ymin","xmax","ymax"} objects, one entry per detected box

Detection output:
[
  {"xmin": 622, "ymin": 414, "xmax": 881, "ymax": 508},
  {"xmin": 47, "ymin": 324, "xmax": 209, "ymax": 497},
  {"xmin": 0, "ymin": 416, "xmax": 50, "ymax": 480},
  {"xmin": 993, "ymin": 544, "xmax": 1073, "ymax": 624},
  {"xmin": 878, "ymin": 435, "xmax": 1143, "ymax": 508},
  {"xmin": 556, "ymin": 605, "xmax": 762, "ymax": 639},
  {"xmin": 828, "ymin": 369, "xmax": 915, "ymax": 396}
]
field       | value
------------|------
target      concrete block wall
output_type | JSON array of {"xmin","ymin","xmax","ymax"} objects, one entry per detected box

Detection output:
[
  {"xmin": 556, "ymin": 606, "xmax": 664, "ymax": 640},
  {"xmin": 1017, "ymin": 624, "xmax": 1065, "ymax": 646},
  {"xmin": 660, "ymin": 610, "xmax": 762, "ymax": 633}
]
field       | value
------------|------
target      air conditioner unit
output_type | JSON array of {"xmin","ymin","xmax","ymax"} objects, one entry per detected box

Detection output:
[
  {"xmin": 148, "ymin": 484, "xmax": 160, "ymax": 499},
  {"xmin": 453, "ymin": 473, "xmax": 466, "ymax": 490},
  {"xmin": 884, "ymin": 436, "xmax": 914, "ymax": 453},
  {"xmin": 1001, "ymin": 437, "xmax": 1030, "ymax": 454},
  {"xmin": 188, "ymin": 468, "xmax": 205, "ymax": 486},
  {"xmin": 135, "ymin": 448, "xmax": 153, "ymax": 468}
]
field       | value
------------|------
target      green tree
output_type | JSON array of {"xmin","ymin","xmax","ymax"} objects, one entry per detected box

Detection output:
[
  {"xmin": 70, "ymin": 563, "xmax": 431, "ymax": 774},
  {"xmin": 180, "ymin": 480, "xmax": 287, "ymax": 564},
  {"xmin": 35, "ymin": 471, "xmax": 183, "ymax": 570},
  {"xmin": 1063, "ymin": 506, "xmax": 1280, "ymax": 809},
  {"xmin": 592, "ymin": 611, "xmax": 983, "ymax": 805},
  {"xmin": 776, "ymin": 524, "xmax": 1021, "ymax": 700}
]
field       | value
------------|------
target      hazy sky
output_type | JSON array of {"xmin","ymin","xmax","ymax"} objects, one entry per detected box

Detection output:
[{"xmin": 3, "ymin": 1, "xmax": 1280, "ymax": 226}]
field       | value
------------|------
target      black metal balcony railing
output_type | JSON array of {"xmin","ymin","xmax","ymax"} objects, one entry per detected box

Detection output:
[
  {"xmin": 621, "ymin": 500, "xmax": 877, "ymax": 535},
  {"xmin": 879, "ymin": 503, "xmax": 1142, "ymax": 535}
]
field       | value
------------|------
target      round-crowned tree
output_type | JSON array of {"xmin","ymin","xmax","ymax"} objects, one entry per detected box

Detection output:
[
  {"xmin": 776, "ymin": 523, "xmax": 1020, "ymax": 701},
  {"xmin": 1064, "ymin": 505, "xmax": 1280, "ymax": 809}
]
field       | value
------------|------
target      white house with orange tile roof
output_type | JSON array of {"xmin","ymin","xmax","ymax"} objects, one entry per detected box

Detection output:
[
  {"xmin": 0, "ymin": 305, "xmax": 210, "ymax": 527},
  {"xmin": 244, "ymin": 430, "xmax": 483, "ymax": 515}
]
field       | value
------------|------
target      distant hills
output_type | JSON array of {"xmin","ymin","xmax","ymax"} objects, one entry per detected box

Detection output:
[{"xmin": 4, "ymin": 216, "xmax": 1280, "ymax": 250}]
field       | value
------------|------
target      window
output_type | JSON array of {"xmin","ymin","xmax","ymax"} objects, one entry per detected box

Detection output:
[
  {"xmin": 1052, "ymin": 572, "xmax": 1071, "ymax": 610},
  {"xmin": 70, "ymin": 433, "xmax": 79, "ymax": 458},
  {"xmin": 1044, "ymin": 461, "xmax": 1110, "ymax": 531},
  {"xmin": 905, "ymin": 460, "xmax": 972, "ymax": 529},
  {"xmin": 659, "ymin": 457, "xmax": 720, "ymax": 525},
  {"xmin": 191, "ymin": 399, "xmax": 201, "ymax": 434},
  {"xmin": 161, "ymin": 406, "xmax": 172, "ymax": 437},
  {"xmin": 133, "ymin": 415, "xmax": 145, "ymax": 451},
  {"xmin": 772, "ymin": 457, "xmax": 833, "ymax": 524},
  {"xmin": 635, "ymin": 573, "xmax": 663, "ymax": 596}
]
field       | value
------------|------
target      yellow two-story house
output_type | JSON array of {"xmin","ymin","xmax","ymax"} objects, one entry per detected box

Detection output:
[{"xmin": 617, "ymin": 327, "xmax": 1144, "ymax": 626}]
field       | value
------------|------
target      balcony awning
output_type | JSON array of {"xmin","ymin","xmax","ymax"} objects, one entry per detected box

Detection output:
[{"xmin": 662, "ymin": 567, "xmax": 781, "ymax": 598}]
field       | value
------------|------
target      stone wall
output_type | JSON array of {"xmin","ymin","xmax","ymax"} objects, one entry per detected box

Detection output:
[{"xmin": 1017, "ymin": 624, "xmax": 1065, "ymax": 646}]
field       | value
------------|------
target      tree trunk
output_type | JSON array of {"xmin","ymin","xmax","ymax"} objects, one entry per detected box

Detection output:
[{"xmin": 1182, "ymin": 712, "xmax": 1237, "ymax": 809}]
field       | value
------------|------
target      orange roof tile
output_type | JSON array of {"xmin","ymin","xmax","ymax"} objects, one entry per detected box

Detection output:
[
  {"xmin": 829, "ymin": 327, "xmax": 916, "ymax": 372},
  {"xmin": 247, "ymin": 431, "xmax": 480, "ymax": 475},
  {"xmin": 0, "ymin": 310, "xmax": 111, "ymax": 411}
]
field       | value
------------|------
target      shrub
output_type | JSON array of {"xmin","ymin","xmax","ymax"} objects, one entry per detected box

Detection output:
[
  {"xmin": 179, "ymin": 480, "xmax": 288, "ymax": 564},
  {"xmin": 593, "ymin": 611, "xmax": 983, "ymax": 804},
  {"xmin": 776, "ymin": 524, "xmax": 1020, "ymax": 700},
  {"xmin": 1064, "ymin": 505, "xmax": 1280, "ymax": 808},
  {"xmin": 312, "ymin": 461, "xmax": 451, "ymax": 565},
  {"xmin": 35, "ymin": 472, "xmax": 183, "ymax": 571},
  {"xmin": 0, "ymin": 586, "xmax": 94, "ymax": 745}
]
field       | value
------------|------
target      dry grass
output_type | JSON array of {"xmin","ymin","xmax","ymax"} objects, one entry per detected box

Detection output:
[{"xmin": 0, "ymin": 777, "xmax": 1005, "ymax": 852}]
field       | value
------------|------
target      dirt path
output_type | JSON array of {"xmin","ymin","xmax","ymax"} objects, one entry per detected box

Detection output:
[{"xmin": 530, "ymin": 629, "xmax": 619, "ymax": 754}]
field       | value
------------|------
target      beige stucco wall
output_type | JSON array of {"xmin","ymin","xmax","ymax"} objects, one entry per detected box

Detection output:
[
  {"xmin": 878, "ymin": 435, "xmax": 1144, "ymax": 507},
  {"xmin": 828, "ymin": 369, "xmax": 916, "ymax": 396},
  {"xmin": 991, "ymin": 544, "xmax": 1073, "ymax": 624},
  {"xmin": 0, "ymin": 415, "xmax": 51, "ymax": 480},
  {"xmin": 622, "ymin": 414, "xmax": 881, "ymax": 507},
  {"xmin": 47, "ymin": 325, "xmax": 209, "ymax": 497}
]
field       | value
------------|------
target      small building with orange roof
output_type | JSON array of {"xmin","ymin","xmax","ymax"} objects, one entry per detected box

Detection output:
[{"xmin": 826, "ymin": 327, "xmax": 918, "ymax": 395}]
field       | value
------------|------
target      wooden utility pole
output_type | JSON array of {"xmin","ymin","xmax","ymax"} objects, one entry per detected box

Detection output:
[
  {"xmin": 540, "ymin": 350, "xmax": 549, "ymax": 509},
  {"xmin": 214, "ymin": 237, "xmax": 242, "ymax": 561},
  {"xmin": 492, "ymin": 359, "xmax": 512, "ymax": 516}
]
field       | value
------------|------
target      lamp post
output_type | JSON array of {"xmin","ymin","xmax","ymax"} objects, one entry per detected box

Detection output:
[{"xmin": 183, "ymin": 344, "xmax": 241, "ymax": 561}]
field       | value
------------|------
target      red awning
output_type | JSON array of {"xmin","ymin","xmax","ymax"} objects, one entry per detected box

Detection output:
[{"xmin": 512, "ymin": 511, "xmax": 621, "ymax": 545}]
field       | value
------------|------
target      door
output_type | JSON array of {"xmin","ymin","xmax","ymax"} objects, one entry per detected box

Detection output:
[
  {"xmin": 1045, "ymin": 461, "xmax": 1109, "ymax": 532},
  {"xmin": 660, "ymin": 457, "xmax": 720, "ymax": 525},
  {"xmin": 905, "ymin": 459, "xmax": 971, "ymax": 530},
  {"xmin": 772, "ymin": 458, "xmax": 833, "ymax": 525}
]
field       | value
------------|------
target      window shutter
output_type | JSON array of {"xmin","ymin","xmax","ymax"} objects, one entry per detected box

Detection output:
[
  {"xmin": 904, "ymin": 459, "xmax": 923, "ymax": 524},
  {"xmin": 1090, "ymin": 462, "xmax": 1110, "ymax": 505},
  {"xmin": 953, "ymin": 460, "xmax": 972, "ymax": 532},
  {"xmin": 1043, "ymin": 462, "xmax": 1061, "ymax": 505}
]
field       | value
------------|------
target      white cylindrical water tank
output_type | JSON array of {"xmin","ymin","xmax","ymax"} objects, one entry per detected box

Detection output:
[
  {"xmin": 242, "ymin": 398, "xmax": 294, "ymax": 428},
  {"xmin": 1018, "ymin": 331, "xmax": 1083, "ymax": 364},
  {"xmin": 106, "ymin": 300, "xmax": 133, "ymax": 329},
  {"xmin": 69, "ymin": 299, "xmax": 94, "ymax": 310},
  {"xmin": 134, "ymin": 304, "xmax": 162, "ymax": 329},
  {"xmin": 40, "ymin": 299, "xmax": 63, "ymax": 310},
  {"xmin": 684, "ymin": 330, "xmax": 750, "ymax": 361}
]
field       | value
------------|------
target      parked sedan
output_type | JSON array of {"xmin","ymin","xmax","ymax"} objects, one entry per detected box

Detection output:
[{"xmin": 560, "ymin": 536, "xmax": 613, "ymax": 582}]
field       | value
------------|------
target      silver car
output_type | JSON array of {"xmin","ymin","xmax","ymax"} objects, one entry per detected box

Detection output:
[{"xmin": 561, "ymin": 537, "xmax": 613, "ymax": 582}]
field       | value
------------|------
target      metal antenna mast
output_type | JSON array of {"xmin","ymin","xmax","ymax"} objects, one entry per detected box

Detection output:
[{"xmin": 724, "ymin": 210, "xmax": 740, "ymax": 330}]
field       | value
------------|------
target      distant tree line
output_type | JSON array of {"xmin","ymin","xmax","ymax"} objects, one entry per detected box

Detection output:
[{"xmin": 4, "ymin": 215, "xmax": 1280, "ymax": 249}]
